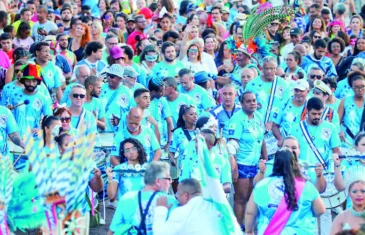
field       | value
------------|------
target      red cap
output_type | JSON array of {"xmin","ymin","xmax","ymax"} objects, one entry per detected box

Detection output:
[{"xmin": 139, "ymin": 8, "xmax": 153, "ymax": 19}]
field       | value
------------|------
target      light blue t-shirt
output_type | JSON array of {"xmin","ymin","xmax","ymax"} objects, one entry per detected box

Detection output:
[
  {"xmin": 150, "ymin": 60, "xmax": 185, "ymax": 80},
  {"xmin": 99, "ymin": 83, "xmax": 134, "ymax": 132},
  {"xmin": 178, "ymin": 85, "xmax": 215, "ymax": 115},
  {"xmin": 36, "ymin": 60, "xmax": 63, "ymax": 91},
  {"xmin": 210, "ymin": 104, "xmax": 241, "ymax": 139},
  {"xmin": 342, "ymin": 96, "xmax": 364, "ymax": 145},
  {"xmin": 148, "ymin": 97, "xmax": 171, "ymax": 145},
  {"xmin": 170, "ymin": 127, "xmax": 196, "ymax": 156},
  {"xmin": 9, "ymin": 91, "xmax": 52, "ymax": 138},
  {"xmin": 83, "ymin": 97, "xmax": 106, "ymax": 121},
  {"xmin": 1, "ymin": 81, "xmax": 51, "ymax": 106},
  {"xmin": 254, "ymin": 176, "xmax": 319, "ymax": 235},
  {"xmin": 272, "ymin": 99, "xmax": 306, "ymax": 137},
  {"xmin": 0, "ymin": 106, "xmax": 19, "ymax": 157},
  {"xmin": 335, "ymin": 78, "xmax": 353, "ymax": 100},
  {"xmin": 70, "ymin": 109, "xmax": 98, "ymax": 136},
  {"xmin": 289, "ymin": 120, "xmax": 341, "ymax": 168},
  {"xmin": 112, "ymin": 162, "xmax": 147, "ymax": 200},
  {"xmin": 227, "ymin": 110, "xmax": 265, "ymax": 165},
  {"xmin": 109, "ymin": 190, "xmax": 178, "ymax": 234},
  {"xmin": 111, "ymin": 126, "xmax": 160, "ymax": 162},
  {"xmin": 326, "ymin": 98, "xmax": 341, "ymax": 112},
  {"xmin": 166, "ymin": 93, "xmax": 196, "ymax": 128},
  {"xmin": 60, "ymin": 83, "xmax": 79, "ymax": 105},
  {"xmin": 245, "ymin": 76, "xmax": 291, "ymax": 123}
]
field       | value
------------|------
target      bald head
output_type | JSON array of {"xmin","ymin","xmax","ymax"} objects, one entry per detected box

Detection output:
[
  {"xmin": 294, "ymin": 44, "xmax": 306, "ymax": 56},
  {"xmin": 128, "ymin": 107, "xmax": 143, "ymax": 119},
  {"xmin": 127, "ymin": 107, "xmax": 142, "ymax": 133}
]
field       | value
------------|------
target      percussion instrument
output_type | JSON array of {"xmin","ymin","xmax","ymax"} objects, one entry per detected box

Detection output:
[
  {"xmin": 339, "ymin": 155, "xmax": 365, "ymax": 160},
  {"xmin": 320, "ymin": 172, "xmax": 347, "ymax": 209},
  {"xmin": 8, "ymin": 140, "xmax": 28, "ymax": 172},
  {"xmin": 161, "ymin": 149, "xmax": 180, "ymax": 180},
  {"xmin": 264, "ymin": 132, "xmax": 279, "ymax": 159},
  {"xmin": 264, "ymin": 161, "xmax": 317, "ymax": 170}
]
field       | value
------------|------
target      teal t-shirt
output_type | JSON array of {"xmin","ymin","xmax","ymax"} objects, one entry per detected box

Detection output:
[
  {"xmin": 109, "ymin": 190, "xmax": 178, "ymax": 234},
  {"xmin": 0, "ymin": 106, "xmax": 19, "ymax": 157},
  {"xmin": 9, "ymin": 91, "xmax": 52, "ymax": 138},
  {"xmin": 342, "ymin": 96, "xmax": 364, "ymax": 145},
  {"xmin": 111, "ymin": 126, "xmax": 160, "ymax": 162},
  {"xmin": 335, "ymin": 78, "xmax": 353, "ymax": 100},
  {"xmin": 83, "ymin": 97, "xmax": 106, "ymax": 121},
  {"xmin": 166, "ymin": 93, "xmax": 196, "ymax": 128},
  {"xmin": 245, "ymin": 76, "xmax": 290, "ymax": 123},
  {"xmin": 170, "ymin": 127, "xmax": 196, "ymax": 156},
  {"xmin": 150, "ymin": 60, "xmax": 185, "ymax": 80},
  {"xmin": 178, "ymin": 85, "xmax": 215, "ymax": 115},
  {"xmin": 99, "ymin": 83, "xmax": 134, "ymax": 132},
  {"xmin": 148, "ymin": 97, "xmax": 171, "ymax": 145},
  {"xmin": 289, "ymin": 120, "xmax": 341, "ymax": 168},
  {"xmin": 227, "ymin": 110, "xmax": 265, "ymax": 165},
  {"xmin": 254, "ymin": 176, "xmax": 319, "ymax": 235},
  {"xmin": 70, "ymin": 109, "xmax": 98, "ymax": 136}
]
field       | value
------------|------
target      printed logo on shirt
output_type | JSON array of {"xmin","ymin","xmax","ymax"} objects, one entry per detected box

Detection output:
[
  {"xmin": 277, "ymin": 86, "xmax": 284, "ymax": 97},
  {"xmin": 321, "ymin": 128, "xmax": 331, "ymax": 139},
  {"xmin": 195, "ymin": 94, "xmax": 201, "ymax": 103},
  {"xmin": 33, "ymin": 98, "xmax": 43, "ymax": 111},
  {"xmin": 0, "ymin": 115, "xmax": 7, "ymax": 127},
  {"xmin": 228, "ymin": 124, "xmax": 236, "ymax": 135},
  {"xmin": 119, "ymin": 94, "xmax": 129, "ymax": 107},
  {"xmin": 268, "ymin": 178, "xmax": 285, "ymax": 202}
]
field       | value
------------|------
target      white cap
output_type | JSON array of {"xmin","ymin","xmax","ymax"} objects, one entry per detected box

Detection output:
[
  {"xmin": 293, "ymin": 79, "xmax": 309, "ymax": 91},
  {"xmin": 314, "ymin": 80, "xmax": 332, "ymax": 95}
]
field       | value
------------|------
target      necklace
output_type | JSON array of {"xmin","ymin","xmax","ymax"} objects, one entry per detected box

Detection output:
[{"xmin": 350, "ymin": 207, "xmax": 365, "ymax": 217}]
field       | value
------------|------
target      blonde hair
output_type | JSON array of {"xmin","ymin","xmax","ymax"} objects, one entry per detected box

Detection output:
[{"xmin": 91, "ymin": 21, "xmax": 103, "ymax": 35}]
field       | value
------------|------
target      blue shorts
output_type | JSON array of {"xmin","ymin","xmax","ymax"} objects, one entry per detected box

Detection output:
[{"xmin": 238, "ymin": 164, "xmax": 258, "ymax": 179}]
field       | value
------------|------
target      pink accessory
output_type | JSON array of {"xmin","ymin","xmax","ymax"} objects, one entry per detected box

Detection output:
[{"xmin": 263, "ymin": 178, "xmax": 306, "ymax": 235}]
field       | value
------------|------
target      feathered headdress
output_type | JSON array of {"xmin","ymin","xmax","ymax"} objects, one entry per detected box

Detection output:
[{"xmin": 344, "ymin": 164, "xmax": 365, "ymax": 193}]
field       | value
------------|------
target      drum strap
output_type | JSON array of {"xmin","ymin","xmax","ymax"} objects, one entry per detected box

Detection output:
[
  {"xmin": 359, "ymin": 104, "xmax": 365, "ymax": 133},
  {"xmin": 264, "ymin": 76, "xmax": 278, "ymax": 124},
  {"xmin": 263, "ymin": 178, "xmax": 306, "ymax": 235},
  {"xmin": 321, "ymin": 107, "xmax": 333, "ymax": 123},
  {"xmin": 105, "ymin": 91, "xmax": 119, "ymax": 113},
  {"xmin": 300, "ymin": 121, "xmax": 328, "ymax": 171}
]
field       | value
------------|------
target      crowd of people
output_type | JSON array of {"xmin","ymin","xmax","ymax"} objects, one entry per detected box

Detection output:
[{"xmin": 1, "ymin": 0, "xmax": 365, "ymax": 234}]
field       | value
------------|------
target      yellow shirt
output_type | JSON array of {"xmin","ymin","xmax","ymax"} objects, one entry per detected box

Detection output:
[{"xmin": 12, "ymin": 20, "xmax": 34, "ymax": 36}]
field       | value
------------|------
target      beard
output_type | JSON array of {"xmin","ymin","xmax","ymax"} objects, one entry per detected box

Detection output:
[
  {"xmin": 311, "ymin": 118, "xmax": 320, "ymax": 125},
  {"xmin": 91, "ymin": 90, "xmax": 99, "ymax": 98},
  {"xmin": 24, "ymin": 85, "xmax": 36, "ymax": 93},
  {"xmin": 62, "ymin": 18, "xmax": 71, "ymax": 22},
  {"xmin": 165, "ymin": 57, "xmax": 175, "ymax": 63}
]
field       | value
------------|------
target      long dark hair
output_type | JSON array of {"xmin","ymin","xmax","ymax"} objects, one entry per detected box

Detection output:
[
  {"xmin": 41, "ymin": 115, "xmax": 61, "ymax": 146},
  {"xmin": 173, "ymin": 104, "xmax": 195, "ymax": 132},
  {"xmin": 353, "ymin": 37, "xmax": 365, "ymax": 56},
  {"xmin": 270, "ymin": 149, "xmax": 302, "ymax": 211},
  {"xmin": 216, "ymin": 41, "xmax": 228, "ymax": 63},
  {"xmin": 119, "ymin": 138, "xmax": 147, "ymax": 164}
]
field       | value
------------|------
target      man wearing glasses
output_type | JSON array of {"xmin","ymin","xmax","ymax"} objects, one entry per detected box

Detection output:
[
  {"xmin": 127, "ymin": 15, "xmax": 148, "ymax": 54},
  {"xmin": 68, "ymin": 84, "xmax": 97, "ymax": 136},
  {"xmin": 99, "ymin": 64, "xmax": 134, "ymax": 132},
  {"xmin": 302, "ymin": 39, "xmax": 337, "ymax": 79}
]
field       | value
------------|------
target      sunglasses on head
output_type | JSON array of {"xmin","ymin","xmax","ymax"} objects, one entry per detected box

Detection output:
[
  {"xmin": 60, "ymin": 117, "xmax": 71, "ymax": 123},
  {"xmin": 309, "ymin": 74, "xmax": 322, "ymax": 79},
  {"xmin": 72, "ymin": 93, "xmax": 86, "ymax": 98}
]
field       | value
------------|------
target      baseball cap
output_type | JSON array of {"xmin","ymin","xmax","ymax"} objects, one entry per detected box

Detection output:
[
  {"xmin": 194, "ymin": 71, "xmax": 211, "ymax": 84},
  {"xmin": 110, "ymin": 46, "xmax": 125, "ymax": 60},
  {"xmin": 314, "ymin": 80, "xmax": 332, "ymax": 95},
  {"xmin": 293, "ymin": 79, "xmax": 309, "ymax": 91},
  {"xmin": 106, "ymin": 64, "xmax": 124, "ymax": 78},
  {"xmin": 139, "ymin": 8, "xmax": 153, "ymax": 19},
  {"xmin": 290, "ymin": 28, "xmax": 301, "ymax": 35},
  {"xmin": 124, "ymin": 66, "xmax": 139, "ymax": 78},
  {"xmin": 222, "ymin": 6, "xmax": 230, "ymax": 14}
]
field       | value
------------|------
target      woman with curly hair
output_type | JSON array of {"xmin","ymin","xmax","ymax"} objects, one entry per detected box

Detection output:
[
  {"xmin": 68, "ymin": 23, "xmax": 91, "ymax": 61},
  {"xmin": 106, "ymin": 138, "xmax": 148, "ymax": 200},
  {"xmin": 245, "ymin": 149, "xmax": 326, "ymax": 235}
]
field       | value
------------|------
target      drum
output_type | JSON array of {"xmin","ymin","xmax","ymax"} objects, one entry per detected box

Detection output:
[
  {"xmin": 8, "ymin": 140, "xmax": 29, "ymax": 172},
  {"xmin": 96, "ymin": 133, "xmax": 114, "ymax": 201},
  {"xmin": 161, "ymin": 150, "xmax": 180, "ymax": 180},
  {"xmin": 320, "ymin": 172, "xmax": 347, "ymax": 209},
  {"xmin": 264, "ymin": 132, "xmax": 279, "ymax": 159}
]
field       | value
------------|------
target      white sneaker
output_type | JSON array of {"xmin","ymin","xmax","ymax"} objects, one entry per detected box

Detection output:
[{"xmin": 107, "ymin": 201, "xmax": 117, "ymax": 210}]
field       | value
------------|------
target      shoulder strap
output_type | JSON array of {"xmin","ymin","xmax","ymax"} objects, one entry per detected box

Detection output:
[
  {"xmin": 183, "ymin": 129, "xmax": 192, "ymax": 141},
  {"xmin": 138, "ymin": 191, "xmax": 158, "ymax": 235},
  {"xmin": 264, "ymin": 76, "xmax": 278, "ymax": 124},
  {"xmin": 300, "ymin": 101, "xmax": 307, "ymax": 121},
  {"xmin": 359, "ymin": 103, "xmax": 365, "ymax": 133},
  {"xmin": 105, "ymin": 91, "xmax": 119, "ymax": 112},
  {"xmin": 299, "ymin": 121, "xmax": 328, "ymax": 170}
]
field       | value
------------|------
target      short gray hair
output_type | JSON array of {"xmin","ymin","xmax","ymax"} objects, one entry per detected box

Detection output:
[
  {"xmin": 308, "ymin": 65, "xmax": 324, "ymax": 74},
  {"xmin": 144, "ymin": 161, "xmax": 170, "ymax": 185},
  {"xmin": 71, "ymin": 84, "xmax": 86, "ymax": 91},
  {"xmin": 74, "ymin": 65, "xmax": 90, "ymax": 78},
  {"xmin": 262, "ymin": 56, "xmax": 277, "ymax": 66},
  {"xmin": 180, "ymin": 178, "xmax": 202, "ymax": 196}
]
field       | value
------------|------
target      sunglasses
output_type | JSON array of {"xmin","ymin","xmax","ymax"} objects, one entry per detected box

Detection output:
[
  {"xmin": 108, "ymin": 74, "xmax": 120, "ymax": 79},
  {"xmin": 72, "ymin": 93, "xmax": 86, "ymax": 98},
  {"xmin": 309, "ymin": 74, "xmax": 322, "ymax": 79},
  {"xmin": 189, "ymin": 49, "xmax": 198, "ymax": 53},
  {"xmin": 60, "ymin": 117, "xmax": 71, "ymax": 123},
  {"xmin": 271, "ymin": 22, "xmax": 280, "ymax": 26},
  {"xmin": 14, "ymin": 69, "xmax": 21, "ymax": 74},
  {"xmin": 314, "ymin": 36, "xmax": 321, "ymax": 39}
]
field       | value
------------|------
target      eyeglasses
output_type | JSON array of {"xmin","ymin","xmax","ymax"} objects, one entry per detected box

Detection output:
[
  {"xmin": 271, "ymin": 22, "xmax": 280, "ymax": 26},
  {"xmin": 107, "ymin": 42, "xmax": 118, "ymax": 46},
  {"xmin": 309, "ymin": 74, "xmax": 322, "ymax": 79},
  {"xmin": 189, "ymin": 48, "xmax": 198, "ymax": 53},
  {"xmin": 263, "ymin": 67, "xmax": 277, "ymax": 71},
  {"xmin": 352, "ymin": 86, "xmax": 365, "ymax": 91},
  {"xmin": 159, "ymin": 177, "xmax": 172, "ymax": 181},
  {"xmin": 108, "ymin": 74, "xmax": 120, "ymax": 79},
  {"xmin": 124, "ymin": 146, "xmax": 138, "ymax": 154},
  {"xmin": 72, "ymin": 93, "xmax": 86, "ymax": 98},
  {"xmin": 314, "ymin": 36, "xmax": 321, "ymax": 39},
  {"xmin": 60, "ymin": 117, "xmax": 71, "ymax": 123}
]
